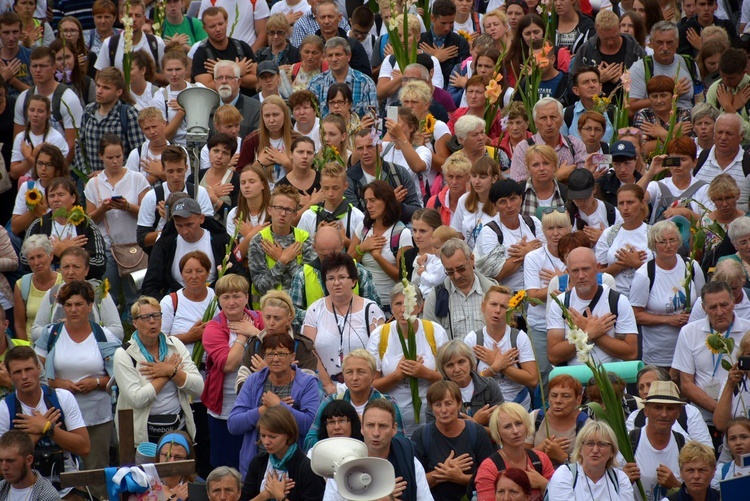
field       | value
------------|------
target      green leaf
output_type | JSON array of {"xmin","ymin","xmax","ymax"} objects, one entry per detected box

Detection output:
[
  {"xmin": 727, "ymin": 337, "xmax": 736, "ymax": 354},
  {"xmin": 722, "ymin": 359, "xmax": 733, "ymax": 371},
  {"xmin": 51, "ymin": 208, "xmax": 69, "ymax": 219}
]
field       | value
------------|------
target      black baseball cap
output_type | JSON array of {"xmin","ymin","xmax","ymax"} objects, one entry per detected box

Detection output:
[{"xmin": 567, "ymin": 168, "xmax": 595, "ymax": 200}]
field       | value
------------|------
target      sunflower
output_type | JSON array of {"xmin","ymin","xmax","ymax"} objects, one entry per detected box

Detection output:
[
  {"xmin": 421, "ymin": 114, "xmax": 436, "ymax": 136},
  {"xmin": 25, "ymin": 187, "xmax": 43, "ymax": 209},
  {"xmin": 705, "ymin": 335, "xmax": 723, "ymax": 355},
  {"xmin": 507, "ymin": 290, "xmax": 527, "ymax": 310},
  {"xmin": 67, "ymin": 205, "xmax": 87, "ymax": 226},
  {"xmin": 457, "ymin": 30, "xmax": 472, "ymax": 43},
  {"xmin": 330, "ymin": 145, "xmax": 339, "ymax": 157}
]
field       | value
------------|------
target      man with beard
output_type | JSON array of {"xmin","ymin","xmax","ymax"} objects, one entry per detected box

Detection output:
[
  {"xmin": 0, "ymin": 430, "xmax": 59, "ymax": 500},
  {"xmin": 209, "ymin": 60, "xmax": 261, "ymax": 140}
]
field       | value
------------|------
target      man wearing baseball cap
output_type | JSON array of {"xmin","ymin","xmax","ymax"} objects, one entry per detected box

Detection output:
[
  {"xmin": 254, "ymin": 60, "xmax": 282, "ymax": 103},
  {"xmin": 566, "ymin": 168, "xmax": 622, "ymax": 243},
  {"xmin": 142, "ymin": 197, "xmax": 243, "ymax": 298},
  {"xmin": 623, "ymin": 381, "xmax": 688, "ymax": 500},
  {"xmin": 596, "ymin": 139, "xmax": 642, "ymax": 207}
]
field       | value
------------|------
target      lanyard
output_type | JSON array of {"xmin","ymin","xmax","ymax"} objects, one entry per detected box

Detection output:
[
  {"xmin": 333, "ymin": 298, "xmax": 352, "ymax": 366},
  {"xmin": 711, "ymin": 321, "xmax": 733, "ymax": 378}
]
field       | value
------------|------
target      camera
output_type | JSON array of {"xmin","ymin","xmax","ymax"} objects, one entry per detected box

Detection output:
[
  {"xmin": 663, "ymin": 156, "xmax": 681, "ymax": 167},
  {"xmin": 738, "ymin": 356, "xmax": 750, "ymax": 371}
]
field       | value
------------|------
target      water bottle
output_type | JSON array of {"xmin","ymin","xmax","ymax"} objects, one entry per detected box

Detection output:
[{"xmin": 471, "ymin": 490, "xmax": 478, "ymax": 501}]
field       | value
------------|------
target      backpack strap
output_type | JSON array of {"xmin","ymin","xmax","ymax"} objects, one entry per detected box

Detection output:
[
  {"xmin": 119, "ymin": 103, "xmax": 130, "ymax": 139},
  {"xmin": 534, "ymin": 408, "xmax": 545, "ymax": 434},
  {"xmin": 201, "ymin": 39, "xmax": 216, "ymax": 61},
  {"xmin": 20, "ymin": 274, "xmax": 32, "ymax": 304},
  {"xmin": 390, "ymin": 221, "xmax": 406, "ymax": 256},
  {"xmin": 153, "ymin": 184, "xmax": 165, "ymax": 231},
  {"xmin": 379, "ymin": 323, "xmax": 390, "ymax": 359},
  {"xmin": 678, "ymin": 406, "xmax": 688, "ymax": 433},
  {"xmin": 647, "ymin": 259, "xmax": 656, "ymax": 293},
  {"xmin": 693, "ymin": 148, "xmax": 710, "ymax": 176},
  {"xmin": 109, "ymin": 34, "xmax": 120, "ymax": 65},
  {"xmin": 722, "ymin": 460, "xmax": 733, "ymax": 479},
  {"xmin": 575, "ymin": 411, "xmax": 589, "ymax": 433},
  {"xmin": 629, "ymin": 427, "xmax": 641, "ymax": 455},
  {"xmin": 170, "ymin": 292, "xmax": 178, "ymax": 314},
  {"xmin": 364, "ymin": 301, "xmax": 375, "ymax": 334},
  {"xmin": 606, "ymin": 223, "xmax": 623, "ymax": 247},
  {"xmin": 526, "ymin": 449, "xmax": 543, "ymax": 475},
  {"xmin": 50, "ymin": 84, "xmax": 67, "ymax": 125},
  {"xmin": 604, "ymin": 201, "xmax": 616, "ymax": 225},
  {"xmin": 526, "ymin": 137, "xmax": 536, "ymax": 147},
  {"xmin": 673, "ymin": 430, "xmax": 686, "ymax": 450},
  {"xmin": 562, "ymin": 135, "xmax": 576, "ymax": 159},
  {"xmin": 423, "ymin": 320, "xmax": 436, "ymax": 356},
  {"xmin": 485, "ymin": 220, "xmax": 504, "ymax": 244},
  {"xmin": 476, "ymin": 329, "xmax": 484, "ymax": 348},
  {"xmin": 568, "ymin": 463, "xmax": 579, "ymax": 489},
  {"xmin": 521, "ymin": 215, "xmax": 536, "ymax": 235},
  {"xmin": 563, "ymin": 105, "xmax": 575, "ymax": 129},
  {"xmin": 607, "ymin": 288, "xmax": 619, "ymax": 319},
  {"xmin": 186, "ymin": 16, "xmax": 197, "ymax": 40},
  {"xmin": 558, "ymin": 274, "xmax": 568, "ymax": 292},
  {"xmin": 231, "ymin": 39, "xmax": 245, "ymax": 60},
  {"xmin": 46, "ymin": 322, "xmax": 64, "ymax": 353},
  {"xmin": 145, "ymin": 33, "xmax": 160, "ymax": 63},
  {"xmin": 41, "ymin": 385, "xmax": 66, "ymax": 430}
]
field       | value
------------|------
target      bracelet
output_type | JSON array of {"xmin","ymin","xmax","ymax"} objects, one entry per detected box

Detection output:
[
  {"xmin": 169, "ymin": 366, "xmax": 178, "ymax": 379},
  {"xmin": 355, "ymin": 245, "xmax": 364, "ymax": 255},
  {"xmin": 96, "ymin": 377, "xmax": 101, "ymax": 390},
  {"xmin": 126, "ymin": 202, "xmax": 131, "ymax": 212},
  {"xmin": 485, "ymin": 366, "xmax": 497, "ymax": 375},
  {"xmin": 42, "ymin": 421, "xmax": 51, "ymax": 434}
]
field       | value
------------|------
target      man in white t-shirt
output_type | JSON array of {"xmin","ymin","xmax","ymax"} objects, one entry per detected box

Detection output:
[
  {"xmin": 13, "ymin": 46, "xmax": 83, "ymax": 164},
  {"xmin": 142, "ymin": 197, "xmax": 240, "ymax": 299},
  {"xmin": 672, "ymin": 281, "xmax": 750, "ymax": 438},
  {"xmin": 0, "ymin": 346, "xmax": 90, "ymax": 496},
  {"xmin": 94, "ymin": 0, "xmax": 166, "ymax": 80},
  {"xmin": 547, "ymin": 247, "xmax": 638, "ymax": 366},
  {"xmin": 622, "ymin": 381, "xmax": 688, "ymax": 501},
  {"xmin": 198, "ymin": 0, "xmax": 269, "ymax": 51}
]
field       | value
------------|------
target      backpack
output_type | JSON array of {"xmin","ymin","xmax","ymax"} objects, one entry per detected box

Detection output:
[
  {"xmin": 467, "ymin": 448, "xmax": 543, "ymax": 499},
  {"xmin": 152, "ymin": 183, "xmax": 196, "ymax": 231},
  {"xmin": 362, "ymin": 221, "xmax": 406, "ymax": 257},
  {"xmin": 650, "ymin": 180, "xmax": 708, "ymax": 224},
  {"xmin": 378, "ymin": 320, "xmax": 436, "ymax": 358},
  {"xmin": 629, "ymin": 427, "xmax": 686, "ymax": 455},
  {"xmin": 542, "ymin": 463, "xmax": 619, "ymax": 499},
  {"xmin": 563, "ymin": 285, "xmax": 620, "ymax": 319},
  {"xmin": 109, "ymin": 33, "xmax": 160, "ymax": 66},
  {"xmin": 484, "ymin": 216, "xmax": 537, "ymax": 245},
  {"xmin": 642, "ymin": 54, "xmax": 702, "ymax": 91},
  {"xmin": 632, "ymin": 405, "xmax": 689, "ymax": 433},
  {"xmin": 646, "ymin": 258, "xmax": 695, "ymax": 293},
  {"xmin": 23, "ymin": 84, "xmax": 70, "ymax": 126},
  {"xmin": 563, "ymin": 104, "xmax": 614, "ymax": 131},
  {"xmin": 535, "ymin": 408, "xmax": 589, "ymax": 437},
  {"xmin": 312, "ymin": 201, "xmax": 354, "ymax": 238},
  {"xmin": 557, "ymin": 272, "xmax": 604, "ymax": 293},
  {"xmin": 693, "ymin": 148, "xmax": 750, "ymax": 178},
  {"xmin": 567, "ymin": 200, "xmax": 616, "ymax": 231},
  {"xmin": 46, "ymin": 321, "xmax": 109, "ymax": 353},
  {"xmin": 476, "ymin": 327, "xmax": 520, "ymax": 351},
  {"xmin": 605, "ymin": 222, "xmax": 650, "ymax": 248},
  {"xmin": 200, "ymin": 37, "xmax": 248, "ymax": 62}
]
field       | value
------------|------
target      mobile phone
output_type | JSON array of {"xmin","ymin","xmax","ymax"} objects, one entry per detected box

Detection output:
[
  {"xmin": 387, "ymin": 105, "xmax": 399, "ymax": 122},
  {"xmin": 591, "ymin": 154, "xmax": 612, "ymax": 165},
  {"xmin": 664, "ymin": 156, "xmax": 682, "ymax": 167},
  {"xmin": 111, "ymin": 196, "xmax": 123, "ymax": 201},
  {"xmin": 738, "ymin": 356, "xmax": 750, "ymax": 371}
]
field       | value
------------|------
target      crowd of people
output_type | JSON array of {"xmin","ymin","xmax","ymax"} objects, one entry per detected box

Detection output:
[{"xmin": 1, "ymin": 0, "xmax": 750, "ymax": 499}]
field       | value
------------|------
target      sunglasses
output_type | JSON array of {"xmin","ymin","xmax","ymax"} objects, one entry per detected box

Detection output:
[{"xmin": 542, "ymin": 206, "xmax": 566, "ymax": 215}]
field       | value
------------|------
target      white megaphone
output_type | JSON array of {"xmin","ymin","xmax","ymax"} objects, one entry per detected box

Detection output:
[
  {"xmin": 177, "ymin": 86, "xmax": 220, "ymax": 198},
  {"xmin": 127, "ymin": 269, "xmax": 148, "ymax": 293},
  {"xmin": 310, "ymin": 438, "xmax": 395, "ymax": 501}
]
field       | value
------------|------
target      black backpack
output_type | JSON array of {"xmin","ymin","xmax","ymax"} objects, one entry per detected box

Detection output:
[
  {"xmin": 693, "ymin": 148, "xmax": 750, "ymax": 178},
  {"xmin": 629, "ymin": 427, "xmax": 686, "ymax": 455},
  {"xmin": 200, "ymin": 37, "xmax": 248, "ymax": 62},
  {"xmin": 484, "ymin": 216, "xmax": 537, "ymax": 245},
  {"xmin": 152, "ymin": 183, "xmax": 196, "ymax": 232},
  {"xmin": 567, "ymin": 200, "xmax": 617, "ymax": 231},
  {"xmin": 109, "ymin": 33, "xmax": 160, "ymax": 66},
  {"xmin": 23, "ymin": 84, "xmax": 70, "ymax": 125},
  {"xmin": 632, "ymin": 406, "xmax": 689, "ymax": 434}
]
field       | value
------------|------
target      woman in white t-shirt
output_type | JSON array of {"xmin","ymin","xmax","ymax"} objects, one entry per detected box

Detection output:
[
  {"xmin": 366, "ymin": 282, "xmax": 449, "ymax": 437},
  {"xmin": 349, "ymin": 180, "xmax": 413, "ymax": 314},
  {"xmin": 382, "ymin": 107, "xmax": 432, "ymax": 202},
  {"xmin": 128, "ymin": 50, "xmax": 158, "ymax": 111},
  {"xmin": 464, "ymin": 286, "xmax": 538, "ymax": 409},
  {"xmin": 227, "ymin": 164, "xmax": 271, "ymax": 260},
  {"xmin": 10, "ymin": 95, "xmax": 69, "ymax": 177},
  {"xmin": 596, "ymin": 183, "xmax": 653, "ymax": 296},
  {"xmin": 546, "ymin": 421, "xmax": 633, "ymax": 501},
  {"xmin": 630, "ymin": 220, "xmax": 704, "ymax": 367},
  {"xmin": 84, "ymin": 135, "xmax": 151, "ymax": 314},
  {"xmin": 303, "ymin": 252, "xmax": 384, "ymax": 395},
  {"xmin": 451, "ymin": 156, "xmax": 501, "ymax": 250},
  {"xmin": 34, "ymin": 280, "xmax": 120, "ymax": 474}
]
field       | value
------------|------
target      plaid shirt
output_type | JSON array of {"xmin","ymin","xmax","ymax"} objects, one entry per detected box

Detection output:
[
  {"xmin": 633, "ymin": 107, "xmax": 692, "ymax": 141},
  {"xmin": 423, "ymin": 273, "xmax": 495, "ymax": 341},
  {"xmin": 290, "ymin": 262, "xmax": 382, "ymax": 331},
  {"xmin": 303, "ymin": 388, "xmax": 405, "ymax": 451},
  {"xmin": 308, "ymin": 67, "xmax": 377, "ymax": 118},
  {"xmin": 290, "ymin": 11, "xmax": 350, "ymax": 48},
  {"xmin": 509, "ymin": 132, "xmax": 588, "ymax": 181},
  {"xmin": 521, "ymin": 180, "xmax": 567, "ymax": 219},
  {"xmin": 74, "ymin": 101, "xmax": 145, "ymax": 173}
]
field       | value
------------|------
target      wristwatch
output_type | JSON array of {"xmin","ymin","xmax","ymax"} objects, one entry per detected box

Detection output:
[{"xmin": 44, "ymin": 425, "xmax": 54, "ymax": 439}]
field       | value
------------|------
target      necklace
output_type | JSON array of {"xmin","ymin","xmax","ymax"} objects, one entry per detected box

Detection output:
[{"xmin": 499, "ymin": 448, "xmax": 527, "ymax": 470}]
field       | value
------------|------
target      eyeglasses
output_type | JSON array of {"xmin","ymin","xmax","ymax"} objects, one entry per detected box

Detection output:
[
  {"xmin": 582, "ymin": 441, "xmax": 612, "ymax": 450},
  {"xmin": 215, "ymin": 75, "xmax": 239, "ymax": 82},
  {"xmin": 30, "ymin": 64, "xmax": 52, "ymax": 70},
  {"xmin": 328, "ymin": 99, "xmax": 349, "ymax": 107},
  {"xmin": 581, "ymin": 126, "xmax": 604, "ymax": 133},
  {"xmin": 542, "ymin": 206, "xmax": 566, "ymax": 215},
  {"xmin": 61, "ymin": 29, "xmax": 79, "ymax": 35},
  {"xmin": 136, "ymin": 312, "xmax": 163, "ymax": 322},
  {"xmin": 35, "ymin": 160, "xmax": 55, "ymax": 168},
  {"xmin": 351, "ymin": 27, "xmax": 370, "ymax": 38},
  {"xmin": 159, "ymin": 452, "xmax": 187, "ymax": 461},
  {"xmin": 325, "ymin": 275, "xmax": 352, "ymax": 283},
  {"xmin": 264, "ymin": 351, "xmax": 292, "ymax": 360},
  {"xmin": 444, "ymin": 262, "xmax": 470, "ymax": 276},
  {"xmin": 325, "ymin": 417, "xmax": 350, "ymax": 427},
  {"xmin": 270, "ymin": 205, "xmax": 297, "ymax": 215},
  {"xmin": 655, "ymin": 238, "xmax": 680, "ymax": 246},
  {"xmin": 713, "ymin": 196, "xmax": 736, "ymax": 204},
  {"xmin": 268, "ymin": 30, "xmax": 286, "ymax": 37}
]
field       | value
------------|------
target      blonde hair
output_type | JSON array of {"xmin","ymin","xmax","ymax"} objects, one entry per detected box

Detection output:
[
  {"xmin": 541, "ymin": 209, "xmax": 571, "ymax": 230},
  {"xmin": 214, "ymin": 104, "xmax": 243, "ymax": 126},
  {"xmin": 432, "ymin": 225, "xmax": 460, "ymax": 246},
  {"xmin": 215, "ymin": 275, "xmax": 250, "ymax": 297},
  {"xmin": 260, "ymin": 290, "xmax": 295, "ymax": 319},
  {"xmin": 442, "ymin": 152, "xmax": 471, "ymax": 177},
  {"xmin": 320, "ymin": 162, "xmax": 347, "ymax": 180},
  {"xmin": 266, "ymin": 13, "xmax": 290, "ymax": 33},
  {"xmin": 343, "ymin": 348, "xmax": 377, "ymax": 374},
  {"xmin": 483, "ymin": 8, "xmax": 507, "ymax": 27},
  {"xmin": 399, "ymin": 80, "xmax": 432, "ymax": 106},
  {"xmin": 701, "ymin": 25, "xmax": 729, "ymax": 44},
  {"xmin": 678, "ymin": 441, "xmax": 716, "ymax": 469},
  {"xmin": 131, "ymin": 296, "xmax": 161, "ymax": 319},
  {"xmin": 595, "ymin": 9, "xmax": 619, "ymax": 30},
  {"xmin": 394, "ymin": 13, "xmax": 421, "ymax": 38},
  {"xmin": 572, "ymin": 421, "xmax": 620, "ymax": 469},
  {"xmin": 489, "ymin": 403, "xmax": 534, "ymax": 444},
  {"xmin": 137, "ymin": 106, "xmax": 164, "ymax": 124},
  {"xmin": 525, "ymin": 144, "xmax": 558, "ymax": 170}
]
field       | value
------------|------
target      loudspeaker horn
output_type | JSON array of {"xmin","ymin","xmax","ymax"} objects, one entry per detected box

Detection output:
[
  {"xmin": 310, "ymin": 438, "xmax": 395, "ymax": 501},
  {"xmin": 127, "ymin": 269, "xmax": 148, "ymax": 292},
  {"xmin": 176, "ymin": 87, "xmax": 220, "ymax": 143}
]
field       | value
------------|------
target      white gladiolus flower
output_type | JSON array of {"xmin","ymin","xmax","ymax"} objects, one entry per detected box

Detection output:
[
  {"xmin": 402, "ymin": 281, "xmax": 418, "ymax": 323},
  {"xmin": 566, "ymin": 328, "xmax": 588, "ymax": 346},
  {"xmin": 576, "ymin": 344, "xmax": 593, "ymax": 363},
  {"xmin": 122, "ymin": 15, "xmax": 134, "ymax": 28}
]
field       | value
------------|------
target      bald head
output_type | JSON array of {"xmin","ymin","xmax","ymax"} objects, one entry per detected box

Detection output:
[
  {"xmin": 716, "ymin": 113, "xmax": 743, "ymax": 135},
  {"xmin": 715, "ymin": 113, "xmax": 743, "ymax": 156},
  {"xmin": 314, "ymin": 226, "xmax": 344, "ymax": 258},
  {"xmin": 566, "ymin": 247, "xmax": 599, "ymax": 296}
]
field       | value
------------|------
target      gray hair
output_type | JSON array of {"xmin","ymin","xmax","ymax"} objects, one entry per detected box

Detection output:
[
  {"xmin": 403, "ymin": 63, "xmax": 430, "ymax": 81},
  {"xmin": 532, "ymin": 97, "xmax": 563, "ymax": 122},
  {"xmin": 206, "ymin": 466, "xmax": 242, "ymax": 493},
  {"xmin": 342, "ymin": 348, "xmax": 377, "ymax": 374},
  {"xmin": 728, "ymin": 216, "xmax": 750, "ymax": 243},
  {"xmin": 436, "ymin": 340, "xmax": 477, "ymax": 376},
  {"xmin": 700, "ymin": 280, "xmax": 733, "ymax": 302},
  {"xmin": 213, "ymin": 60, "xmax": 240, "ymax": 79},
  {"xmin": 572, "ymin": 421, "xmax": 620, "ymax": 469},
  {"xmin": 691, "ymin": 102, "xmax": 720, "ymax": 124},
  {"xmin": 637, "ymin": 364, "xmax": 671, "ymax": 384},
  {"xmin": 324, "ymin": 36, "xmax": 351, "ymax": 55},
  {"xmin": 440, "ymin": 238, "xmax": 472, "ymax": 261},
  {"xmin": 712, "ymin": 258, "xmax": 746, "ymax": 286},
  {"xmin": 389, "ymin": 282, "xmax": 424, "ymax": 308},
  {"xmin": 650, "ymin": 20, "xmax": 679, "ymax": 40},
  {"xmin": 21, "ymin": 234, "xmax": 53, "ymax": 258},
  {"xmin": 716, "ymin": 112, "xmax": 743, "ymax": 136},
  {"xmin": 454, "ymin": 115, "xmax": 486, "ymax": 141},
  {"xmin": 647, "ymin": 220, "xmax": 681, "ymax": 252}
]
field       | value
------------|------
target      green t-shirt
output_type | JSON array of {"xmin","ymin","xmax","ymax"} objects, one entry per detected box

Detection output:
[{"xmin": 162, "ymin": 16, "xmax": 208, "ymax": 46}]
